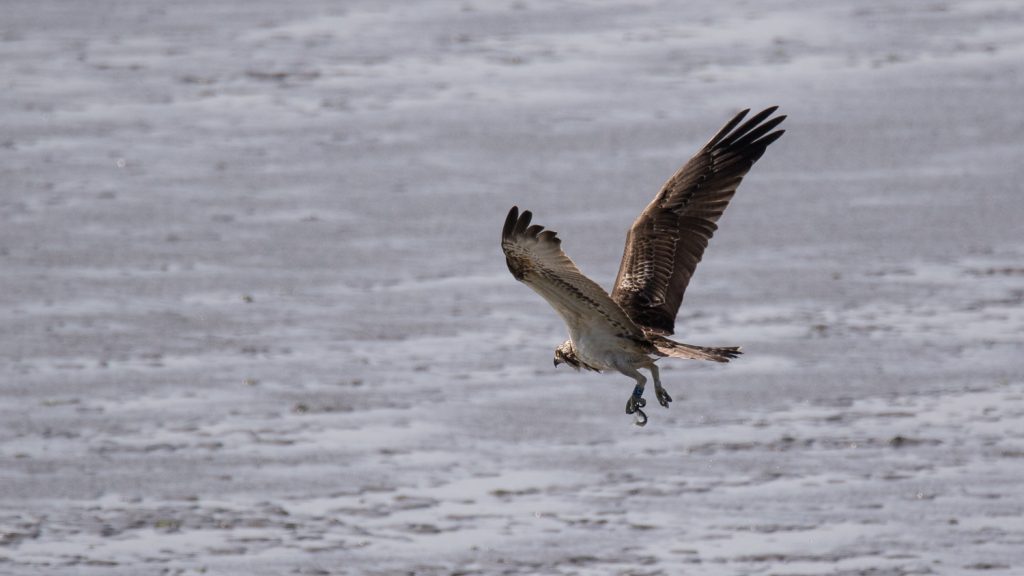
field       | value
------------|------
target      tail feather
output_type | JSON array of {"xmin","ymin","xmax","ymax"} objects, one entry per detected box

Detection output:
[{"xmin": 651, "ymin": 336, "xmax": 742, "ymax": 363}]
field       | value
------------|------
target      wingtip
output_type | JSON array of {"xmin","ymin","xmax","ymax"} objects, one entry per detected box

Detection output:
[
  {"xmin": 502, "ymin": 206, "xmax": 520, "ymax": 242},
  {"xmin": 707, "ymin": 108, "xmax": 751, "ymax": 147},
  {"xmin": 717, "ymin": 106, "xmax": 787, "ymax": 150},
  {"xmin": 513, "ymin": 209, "xmax": 533, "ymax": 237},
  {"xmin": 759, "ymin": 128, "xmax": 786, "ymax": 148}
]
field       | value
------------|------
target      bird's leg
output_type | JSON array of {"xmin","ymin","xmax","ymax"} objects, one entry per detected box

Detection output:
[
  {"xmin": 650, "ymin": 363, "xmax": 672, "ymax": 408},
  {"xmin": 622, "ymin": 368, "xmax": 648, "ymax": 426}
]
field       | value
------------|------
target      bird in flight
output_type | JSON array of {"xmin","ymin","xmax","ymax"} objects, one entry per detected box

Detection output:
[{"xmin": 501, "ymin": 107, "xmax": 785, "ymax": 425}]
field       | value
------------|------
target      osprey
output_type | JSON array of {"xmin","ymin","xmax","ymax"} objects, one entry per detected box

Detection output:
[{"xmin": 501, "ymin": 107, "xmax": 785, "ymax": 425}]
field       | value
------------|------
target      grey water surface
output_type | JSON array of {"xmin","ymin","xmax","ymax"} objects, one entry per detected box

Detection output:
[{"xmin": 1, "ymin": 1, "xmax": 1022, "ymax": 574}]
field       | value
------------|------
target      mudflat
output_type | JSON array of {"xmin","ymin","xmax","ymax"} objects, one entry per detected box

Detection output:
[{"xmin": 1, "ymin": 1, "xmax": 1022, "ymax": 574}]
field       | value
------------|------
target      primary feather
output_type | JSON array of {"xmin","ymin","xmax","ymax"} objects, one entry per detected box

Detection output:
[{"xmin": 611, "ymin": 107, "xmax": 785, "ymax": 335}]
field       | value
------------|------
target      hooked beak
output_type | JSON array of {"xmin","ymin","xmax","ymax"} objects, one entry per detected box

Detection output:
[{"xmin": 553, "ymin": 357, "xmax": 562, "ymax": 368}]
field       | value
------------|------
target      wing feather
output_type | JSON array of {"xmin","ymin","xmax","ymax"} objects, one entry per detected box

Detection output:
[
  {"xmin": 502, "ymin": 207, "xmax": 644, "ymax": 340},
  {"xmin": 611, "ymin": 107, "xmax": 786, "ymax": 335}
]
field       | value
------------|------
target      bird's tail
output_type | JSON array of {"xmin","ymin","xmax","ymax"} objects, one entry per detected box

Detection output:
[{"xmin": 650, "ymin": 336, "xmax": 742, "ymax": 363}]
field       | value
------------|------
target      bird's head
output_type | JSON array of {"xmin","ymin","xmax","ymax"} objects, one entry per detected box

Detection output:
[{"xmin": 553, "ymin": 340, "xmax": 581, "ymax": 370}]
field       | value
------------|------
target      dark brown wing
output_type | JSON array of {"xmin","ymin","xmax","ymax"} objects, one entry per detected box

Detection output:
[
  {"xmin": 501, "ymin": 207, "xmax": 645, "ymax": 340},
  {"xmin": 610, "ymin": 107, "xmax": 785, "ymax": 335}
]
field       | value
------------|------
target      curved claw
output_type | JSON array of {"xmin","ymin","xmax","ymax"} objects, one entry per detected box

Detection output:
[
  {"xmin": 625, "ymin": 390, "xmax": 648, "ymax": 426},
  {"xmin": 656, "ymin": 387, "xmax": 673, "ymax": 408},
  {"xmin": 625, "ymin": 395, "xmax": 646, "ymax": 414},
  {"xmin": 633, "ymin": 406, "xmax": 648, "ymax": 427}
]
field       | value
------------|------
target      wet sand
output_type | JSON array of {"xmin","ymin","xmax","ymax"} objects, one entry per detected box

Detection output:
[{"xmin": 1, "ymin": 1, "xmax": 1023, "ymax": 574}]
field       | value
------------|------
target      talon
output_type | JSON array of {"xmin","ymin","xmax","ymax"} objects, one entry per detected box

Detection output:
[
  {"xmin": 625, "ymin": 394, "xmax": 646, "ymax": 414},
  {"xmin": 633, "ymin": 406, "xmax": 648, "ymax": 427},
  {"xmin": 656, "ymin": 387, "xmax": 673, "ymax": 408},
  {"xmin": 626, "ymin": 384, "xmax": 647, "ymax": 414},
  {"xmin": 626, "ymin": 384, "xmax": 650, "ymax": 424}
]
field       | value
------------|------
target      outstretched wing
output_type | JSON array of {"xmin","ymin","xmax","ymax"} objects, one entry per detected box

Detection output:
[
  {"xmin": 502, "ymin": 206, "xmax": 645, "ymax": 340},
  {"xmin": 611, "ymin": 107, "xmax": 786, "ymax": 335}
]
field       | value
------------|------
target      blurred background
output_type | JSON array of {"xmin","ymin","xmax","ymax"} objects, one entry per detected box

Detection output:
[{"xmin": 1, "ymin": 1, "xmax": 1022, "ymax": 574}]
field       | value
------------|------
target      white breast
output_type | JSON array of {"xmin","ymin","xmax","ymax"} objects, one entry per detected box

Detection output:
[{"xmin": 570, "ymin": 319, "xmax": 638, "ymax": 372}]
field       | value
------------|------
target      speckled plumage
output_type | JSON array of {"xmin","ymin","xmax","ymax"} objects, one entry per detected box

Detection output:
[{"xmin": 501, "ymin": 107, "xmax": 784, "ymax": 424}]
